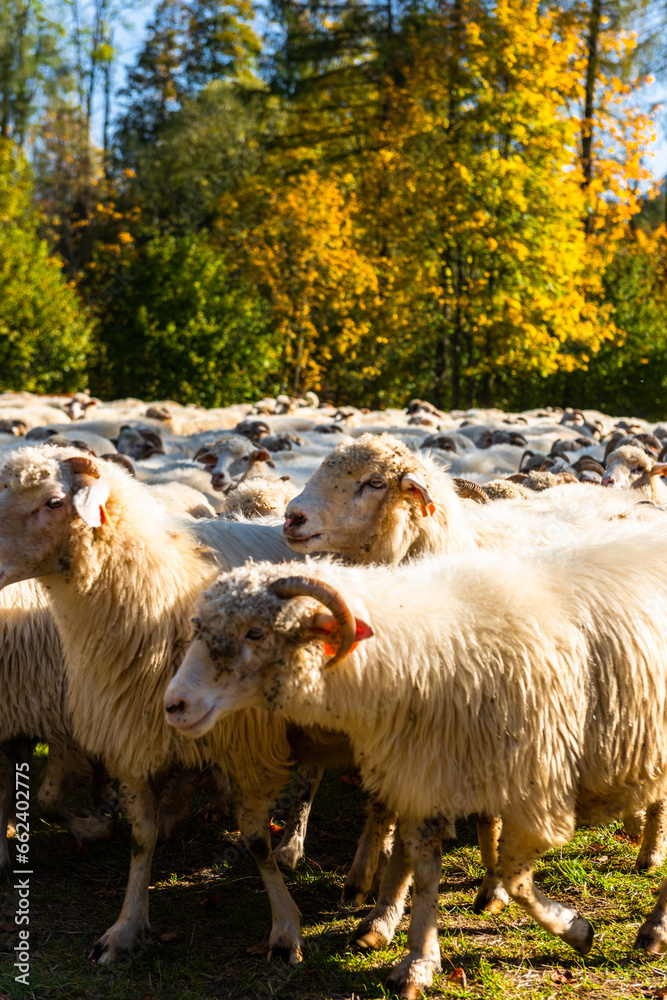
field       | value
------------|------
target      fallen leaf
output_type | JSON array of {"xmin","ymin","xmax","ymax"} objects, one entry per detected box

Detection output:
[
  {"xmin": 552, "ymin": 970, "xmax": 575, "ymax": 984},
  {"xmin": 337, "ymin": 774, "xmax": 361, "ymax": 787},
  {"xmin": 269, "ymin": 820, "xmax": 284, "ymax": 834},
  {"xmin": 446, "ymin": 967, "xmax": 467, "ymax": 988},
  {"xmin": 158, "ymin": 932, "xmax": 179, "ymax": 943},
  {"xmin": 198, "ymin": 895, "xmax": 221, "ymax": 908},
  {"xmin": 247, "ymin": 941, "xmax": 269, "ymax": 955}
]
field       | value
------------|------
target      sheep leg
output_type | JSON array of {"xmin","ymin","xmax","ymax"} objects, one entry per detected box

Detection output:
[
  {"xmin": 236, "ymin": 797, "xmax": 303, "ymax": 965},
  {"xmin": 634, "ymin": 801, "xmax": 667, "ymax": 871},
  {"xmin": 351, "ymin": 826, "xmax": 413, "ymax": 950},
  {"xmin": 37, "ymin": 740, "xmax": 114, "ymax": 843},
  {"xmin": 90, "ymin": 779, "xmax": 161, "ymax": 963},
  {"xmin": 273, "ymin": 763, "xmax": 323, "ymax": 868},
  {"xmin": 499, "ymin": 819, "xmax": 593, "ymax": 955},
  {"xmin": 623, "ymin": 808, "xmax": 645, "ymax": 843},
  {"xmin": 634, "ymin": 875, "xmax": 667, "ymax": 953},
  {"xmin": 158, "ymin": 767, "xmax": 200, "ymax": 840},
  {"xmin": 342, "ymin": 799, "xmax": 398, "ymax": 907},
  {"xmin": 385, "ymin": 816, "xmax": 445, "ymax": 1000},
  {"xmin": 472, "ymin": 814, "xmax": 509, "ymax": 914}
]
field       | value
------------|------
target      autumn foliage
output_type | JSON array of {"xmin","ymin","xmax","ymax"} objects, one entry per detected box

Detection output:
[{"xmin": 1, "ymin": 0, "xmax": 664, "ymax": 413}]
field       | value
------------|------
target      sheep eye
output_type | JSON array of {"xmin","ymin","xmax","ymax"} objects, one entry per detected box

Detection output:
[
  {"xmin": 46, "ymin": 497, "xmax": 64, "ymax": 509},
  {"xmin": 366, "ymin": 476, "xmax": 386, "ymax": 490},
  {"xmin": 632, "ymin": 466, "xmax": 644, "ymax": 474},
  {"xmin": 245, "ymin": 628, "xmax": 266, "ymax": 641}
]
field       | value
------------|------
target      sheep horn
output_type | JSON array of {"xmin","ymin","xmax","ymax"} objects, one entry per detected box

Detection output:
[
  {"xmin": 453, "ymin": 478, "xmax": 490, "ymax": 504},
  {"xmin": 659, "ymin": 444, "xmax": 667, "ymax": 463},
  {"xmin": 63, "ymin": 455, "xmax": 100, "ymax": 479},
  {"xmin": 572, "ymin": 457, "xmax": 605, "ymax": 477},
  {"xmin": 269, "ymin": 576, "xmax": 357, "ymax": 668}
]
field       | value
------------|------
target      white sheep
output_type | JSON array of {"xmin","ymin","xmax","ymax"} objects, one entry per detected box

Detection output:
[
  {"xmin": 194, "ymin": 434, "xmax": 274, "ymax": 491},
  {"xmin": 281, "ymin": 434, "xmax": 663, "ymax": 912},
  {"xmin": 602, "ymin": 445, "xmax": 667, "ymax": 503},
  {"xmin": 165, "ymin": 528, "xmax": 667, "ymax": 996},
  {"xmin": 0, "ymin": 580, "xmax": 117, "ymax": 871},
  {"xmin": 0, "ymin": 446, "xmax": 304, "ymax": 965}
]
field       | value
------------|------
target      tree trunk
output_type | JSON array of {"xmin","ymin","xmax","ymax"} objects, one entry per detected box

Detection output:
[{"xmin": 582, "ymin": 0, "xmax": 602, "ymax": 234}]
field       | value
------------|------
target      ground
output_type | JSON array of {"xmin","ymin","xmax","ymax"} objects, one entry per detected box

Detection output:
[{"xmin": 2, "ymin": 755, "xmax": 667, "ymax": 1000}]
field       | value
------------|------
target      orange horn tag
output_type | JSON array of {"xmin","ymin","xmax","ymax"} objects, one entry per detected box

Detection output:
[{"xmin": 311, "ymin": 615, "xmax": 374, "ymax": 658}]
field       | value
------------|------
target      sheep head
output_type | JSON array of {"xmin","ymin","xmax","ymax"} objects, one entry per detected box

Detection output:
[
  {"xmin": 0, "ymin": 447, "xmax": 112, "ymax": 587},
  {"xmin": 283, "ymin": 434, "xmax": 439, "ymax": 565},
  {"xmin": 194, "ymin": 434, "xmax": 273, "ymax": 492},
  {"xmin": 164, "ymin": 562, "xmax": 373, "ymax": 736},
  {"xmin": 602, "ymin": 446, "xmax": 667, "ymax": 497}
]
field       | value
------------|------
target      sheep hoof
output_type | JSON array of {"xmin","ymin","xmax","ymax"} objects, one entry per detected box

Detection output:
[
  {"xmin": 634, "ymin": 922, "xmax": 667, "ymax": 954},
  {"xmin": 634, "ymin": 851, "xmax": 664, "ymax": 872},
  {"xmin": 340, "ymin": 883, "xmax": 366, "ymax": 908},
  {"xmin": 273, "ymin": 842, "xmax": 304, "ymax": 869},
  {"xmin": 562, "ymin": 916, "xmax": 594, "ymax": 956},
  {"xmin": 472, "ymin": 880, "xmax": 509, "ymax": 915},
  {"xmin": 386, "ymin": 953, "xmax": 440, "ymax": 997},
  {"xmin": 353, "ymin": 929, "xmax": 388, "ymax": 950},
  {"xmin": 89, "ymin": 920, "xmax": 148, "ymax": 964},
  {"xmin": 268, "ymin": 935, "xmax": 302, "ymax": 965}
]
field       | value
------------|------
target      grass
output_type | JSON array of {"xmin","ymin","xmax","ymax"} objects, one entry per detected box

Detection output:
[{"xmin": 2, "ymin": 760, "xmax": 667, "ymax": 1000}]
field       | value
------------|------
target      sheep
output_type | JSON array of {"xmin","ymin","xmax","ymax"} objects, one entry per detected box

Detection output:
[
  {"xmin": 113, "ymin": 425, "xmax": 165, "ymax": 460},
  {"xmin": 218, "ymin": 477, "xmax": 299, "ymax": 520},
  {"xmin": 0, "ymin": 446, "xmax": 306, "ymax": 964},
  {"xmin": 65, "ymin": 393, "xmax": 100, "ymax": 421},
  {"xmin": 0, "ymin": 580, "xmax": 118, "ymax": 872},
  {"xmin": 281, "ymin": 434, "xmax": 664, "ymax": 905},
  {"xmin": 165, "ymin": 530, "xmax": 667, "ymax": 996},
  {"xmin": 194, "ymin": 435, "xmax": 274, "ymax": 492},
  {"xmin": 283, "ymin": 433, "xmax": 656, "ymax": 566},
  {"xmin": 602, "ymin": 445, "xmax": 667, "ymax": 503}
]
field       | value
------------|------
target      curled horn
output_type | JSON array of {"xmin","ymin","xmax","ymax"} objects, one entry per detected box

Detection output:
[
  {"xmin": 63, "ymin": 455, "xmax": 100, "ymax": 479},
  {"xmin": 658, "ymin": 444, "xmax": 667, "ymax": 463},
  {"xmin": 453, "ymin": 478, "xmax": 490, "ymax": 504},
  {"xmin": 269, "ymin": 576, "xmax": 356, "ymax": 668},
  {"xmin": 572, "ymin": 456, "xmax": 605, "ymax": 477}
]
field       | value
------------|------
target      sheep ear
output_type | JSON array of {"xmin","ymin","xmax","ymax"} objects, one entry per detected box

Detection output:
[
  {"xmin": 195, "ymin": 451, "xmax": 217, "ymax": 465},
  {"xmin": 73, "ymin": 479, "xmax": 110, "ymax": 528},
  {"xmin": 252, "ymin": 449, "xmax": 271, "ymax": 463},
  {"xmin": 650, "ymin": 464, "xmax": 667, "ymax": 477},
  {"xmin": 400, "ymin": 472, "xmax": 436, "ymax": 517},
  {"xmin": 305, "ymin": 613, "xmax": 373, "ymax": 658}
]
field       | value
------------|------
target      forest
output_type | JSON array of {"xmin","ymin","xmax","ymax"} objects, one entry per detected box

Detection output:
[{"xmin": 0, "ymin": 0, "xmax": 666, "ymax": 416}]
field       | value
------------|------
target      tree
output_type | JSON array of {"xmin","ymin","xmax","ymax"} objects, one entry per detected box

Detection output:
[
  {"xmin": 0, "ymin": 139, "xmax": 92, "ymax": 391},
  {"xmin": 86, "ymin": 232, "xmax": 279, "ymax": 405},
  {"xmin": 0, "ymin": 0, "xmax": 69, "ymax": 146},
  {"xmin": 115, "ymin": 0, "xmax": 261, "ymax": 165},
  {"xmin": 219, "ymin": 170, "xmax": 378, "ymax": 395}
]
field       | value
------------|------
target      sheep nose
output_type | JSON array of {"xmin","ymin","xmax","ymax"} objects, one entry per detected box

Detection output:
[
  {"xmin": 211, "ymin": 473, "xmax": 229, "ymax": 490},
  {"xmin": 602, "ymin": 475, "xmax": 614, "ymax": 487},
  {"xmin": 165, "ymin": 698, "xmax": 187, "ymax": 715},
  {"xmin": 284, "ymin": 512, "xmax": 307, "ymax": 530}
]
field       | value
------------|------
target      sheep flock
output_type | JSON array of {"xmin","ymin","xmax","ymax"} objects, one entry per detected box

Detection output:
[{"xmin": 4, "ymin": 389, "xmax": 667, "ymax": 998}]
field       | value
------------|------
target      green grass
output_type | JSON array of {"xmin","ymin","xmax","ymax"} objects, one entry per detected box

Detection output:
[{"xmin": 2, "ymin": 761, "xmax": 667, "ymax": 1000}]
